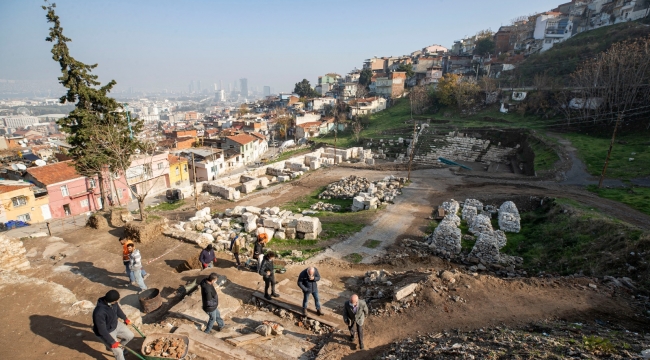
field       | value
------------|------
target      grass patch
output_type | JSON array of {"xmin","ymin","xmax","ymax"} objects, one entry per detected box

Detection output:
[
  {"xmin": 425, "ymin": 220, "xmax": 438, "ymax": 234},
  {"xmin": 530, "ymin": 138, "xmax": 560, "ymax": 172},
  {"xmin": 145, "ymin": 215, "xmax": 161, "ymax": 223},
  {"xmin": 320, "ymin": 216, "xmax": 367, "ymax": 240},
  {"xmin": 269, "ymin": 147, "xmax": 313, "ymax": 164},
  {"xmin": 583, "ymin": 336, "xmax": 615, "ymax": 354},
  {"xmin": 587, "ymin": 185, "xmax": 650, "ymax": 216},
  {"xmin": 363, "ymin": 239, "xmax": 382, "ymax": 249},
  {"xmin": 345, "ymin": 253, "xmax": 363, "ymax": 263},
  {"xmin": 147, "ymin": 200, "xmax": 185, "ymax": 212},
  {"xmin": 563, "ymin": 132, "xmax": 650, "ymax": 181},
  {"xmin": 282, "ymin": 186, "xmax": 353, "ymax": 214},
  {"xmin": 501, "ymin": 199, "xmax": 649, "ymax": 289},
  {"xmin": 276, "ymin": 247, "xmax": 324, "ymax": 262}
]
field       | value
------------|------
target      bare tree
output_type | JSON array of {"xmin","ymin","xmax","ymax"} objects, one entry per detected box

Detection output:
[
  {"xmin": 89, "ymin": 121, "xmax": 168, "ymax": 220},
  {"xmin": 352, "ymin": 118, "xmax": 363, "ymax": 143},
  {"xmin": 274, "ymin": 108, "xmax": 292, "ymax": 141},
  {"xmin": 409, "ymin": 85, "xmax": 430, "ymax": 115},
  {"xmin": 356, "ymin": 84, "xmax": 369, "ymax": 100},
  {"xmin": 571, "ymin": 36, "xmax": 650, "ymax": 187}
]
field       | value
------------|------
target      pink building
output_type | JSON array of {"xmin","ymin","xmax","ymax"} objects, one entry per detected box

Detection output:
[
  {"xmin": 119, "ymin": 151, "xmax": 171, "ymax": 198},
  {"xmin": 24, "ymin": 161, "xmax": 102, "ymax": 218}
]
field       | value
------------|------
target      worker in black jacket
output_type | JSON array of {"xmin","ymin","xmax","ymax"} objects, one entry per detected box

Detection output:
[
  {"xmin": 298, "ymin": 267, "xmax": 322, "ymax": 316},
  {"xmin": 92, "ymin": 290, "xmax": 134, "ymax": 360},
  {"xmin": 200, "ymin": 273, "xmax": 224, "ymax": 333},
  {"xmin": 260, "ymin": 251, "xmax": 280, "ymax": 300},
  {"xmin": 252, "ymin": 237, "xmax": 265, "ymax": 274}
]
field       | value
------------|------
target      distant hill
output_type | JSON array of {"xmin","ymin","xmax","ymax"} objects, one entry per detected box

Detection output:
[{"xmin": 516, "ymin": 21, "xmax": 650, "ymax": 84}]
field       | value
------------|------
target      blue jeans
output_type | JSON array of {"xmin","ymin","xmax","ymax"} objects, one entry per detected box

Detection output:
[
  {"xmin": 132, "ymin": 267, "xmax": 147, "ymax": 291},
  {"xmin": 124, "ymin": 262, "xmax": 147, "ymax": 282},
  {"xmin": 302, "ymin": 291, "xmax": 321, "ymax": 310},
  {"xmin": 205, "ymin": 308, "xmax": 224, "ymax": 333}
]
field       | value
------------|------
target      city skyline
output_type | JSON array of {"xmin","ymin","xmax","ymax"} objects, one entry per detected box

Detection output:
[{"xmin": 1, "ymin": 0, "xmax": 561, "ymax": 95}]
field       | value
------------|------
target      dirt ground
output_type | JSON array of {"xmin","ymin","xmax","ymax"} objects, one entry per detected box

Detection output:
[{"xmin": 1, "ymin": 165, "xmax": 649, "ymax": 359}]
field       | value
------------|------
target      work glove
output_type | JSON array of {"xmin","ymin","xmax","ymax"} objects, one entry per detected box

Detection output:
[
  {"xmin": 111, "ymin": 342, "xmax": 121, "ymax": 349},
  {"xmin": 202, "ymin": 263, "xmax": 208, "ymax": 268},
  {"xmin": 125, "ymin": 319, "xmax": 131, "ymax": 325}
]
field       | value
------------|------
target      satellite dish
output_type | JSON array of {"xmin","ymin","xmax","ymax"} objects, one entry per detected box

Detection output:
[
  {"xmin": 11, "ymin": 164, "xmax": 18, "ymax": 170},
  {"xmin": 16, "ymin": 164, "xmax": 27, "ymax": 171},
  {"xmin": 34, "ymin": 160, "xmax": 47, "ymax": 167}
]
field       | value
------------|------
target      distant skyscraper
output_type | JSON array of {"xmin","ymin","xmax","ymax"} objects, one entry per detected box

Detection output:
[
  {"xmin": 220, "ymin": 80, "xmax": 223, "ymax": 91},
  {"xmin": 197, "ymin": 80, "xmax": 201, "ymax": 92},
  {"xmin": 213, "ymin": 83, "xmax": 217, "ymax": 91},
  {"xmin": 263, "ymin": 86, "xmax": 271, "ymax": 97},
  {"xmin": 189, "ymin": 81, "xmax": 194, "ymax": 94},
  {"xmin": 240, "ymin": 78, "xmax": 248, "ymax": 97}
]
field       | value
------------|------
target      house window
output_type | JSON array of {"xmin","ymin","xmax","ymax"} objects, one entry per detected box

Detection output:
[
  {"xmin": 60, "ymin": 185, "xmax": 69, "ymax": 196},
  {"xmin": 80, "ymin": 199, "xmax": 89, "ymax": 208},
  {"xmin": 17, "ymin": 213, "xmax": 31, "ymax": 222},
  {"xmin": 157, "ymin": 162, "xmax": 163, "ymax": 170},
  {"xmin": 11, "ymin": 196, "xmax": 27, "ymax": 207},
  {"xmin": 143, "ymin": 164, "xmax": 153, "ymax": 177},
  {"xmin": 113, "ymin": 172, "xmax": 120, "ymax": 179},
  {"xmin": 183, "ymin": 164, "xmax": 188, "ymax": 172},
  {"xmin": 175, "ymin": 167, "xmax": 180, "ymax": 176},
  {"xmin": 89, "ymin": 178, "xmax": 96, "ymax": 188},
  {"xmin": 63, "ymin": 204, "xmax": 71, "ymax": 216}
]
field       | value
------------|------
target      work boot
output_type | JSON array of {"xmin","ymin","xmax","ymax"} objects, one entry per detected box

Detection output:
[
  {"xmin": 143, "ymin": 273, "xmax": 150, "ymax": 280},
  {"xmin": 360, "ymin": 343, "xmax": 365, "ymax": 350},
  {"xmin": 264, "ymin": 294, "xmax": 272, "ymax": 300},
  {"xmin": 301, "ymin": 308, "xmax": 307, "ymax": 316},
  {"xmin": 316, "ymin": 308, "xmax": 323, "ymax": 316},
  {"xmin": 271, "ymin": 292, "xmax": 280, "ymax": 298},
  {"xmin": 349, "ymin": 334, "xmax": 355, "ymax": 342}
]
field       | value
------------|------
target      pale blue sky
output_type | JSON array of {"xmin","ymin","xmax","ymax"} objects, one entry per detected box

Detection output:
[{"xmin": 1, "ymin": 0, "xmax": 562, "ymax": 94}]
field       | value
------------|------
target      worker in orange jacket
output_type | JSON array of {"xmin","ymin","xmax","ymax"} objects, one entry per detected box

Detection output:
[{"xmin": 119, "ymin": 237, "xmax": 148, "ymax": 285}]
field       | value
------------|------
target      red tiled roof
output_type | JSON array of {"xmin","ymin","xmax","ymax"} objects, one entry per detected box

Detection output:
[
  {"xmin": 26, "ymin": 161, "xmax": 83, "ymax": 186},
  {"xmin": 297, "ymin": 121, "xmax": 322, "ymax": 128},
  {"xmin": 168, "ymin": 154, "xmax": 187, "ymax": 165},
  {"xmin": 249, "ymin": 132, "xmax": 266, "ymax": 141},
  {"xmin": 0, "ymin": 184, "xmax": 30, "ymax": 194},
  {"xmin": 226, "ymin": 134, "xmax": 257, "ymax": 145}
]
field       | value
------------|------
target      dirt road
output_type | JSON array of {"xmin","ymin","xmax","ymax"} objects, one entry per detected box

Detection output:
[{"xmin": 311, "ymin": 169, "xmax": 461, "ymax": 263}]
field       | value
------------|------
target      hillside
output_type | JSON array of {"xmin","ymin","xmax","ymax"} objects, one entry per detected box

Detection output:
[{"xmin": 516, "ymin": 20, "xmax": 650, "ymax": 84}]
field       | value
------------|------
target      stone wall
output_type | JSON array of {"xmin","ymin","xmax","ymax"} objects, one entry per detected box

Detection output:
[
  {"xmin": 0, "ymin": 234, "xmax": 30, "ymax": 272},
  {"xmin": 413, "ymin": 131, "xmax": 517, "ymax": 165}
]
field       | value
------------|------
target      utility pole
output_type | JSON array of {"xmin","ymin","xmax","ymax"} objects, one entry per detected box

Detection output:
[
  {"xmin": 598, "ymin": 113, "xmax": 622, "ymax": 189},
  {"xmin": 407, "ymin": 94, "xmax": 417, "ymax": 181},
  {"xmin": 407, "ymin": 121, "xmax": 418, "ymax": 181},
  {"xmin": 191, "ymin": 152, "xmax": 198, "ymax": 209}
]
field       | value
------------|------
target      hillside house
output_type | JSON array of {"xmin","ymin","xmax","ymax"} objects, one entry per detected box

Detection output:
[
  {"xmin": 24, "ymin": 161, "xmax": 103, "ymax": 218},
  {"xmin": 0, "ymin": 180, "xmax": 50, "ymax": 223}
]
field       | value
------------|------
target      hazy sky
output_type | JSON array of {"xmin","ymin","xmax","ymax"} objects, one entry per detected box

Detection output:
[{"xmin": 1, "ymin": 0, "xmax": 562, "ymax": 94}]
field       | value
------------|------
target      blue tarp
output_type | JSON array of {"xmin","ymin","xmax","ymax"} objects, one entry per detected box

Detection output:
[{"xmin": 4, "ymin": 220, "xmax": 30, "ymax": 229}]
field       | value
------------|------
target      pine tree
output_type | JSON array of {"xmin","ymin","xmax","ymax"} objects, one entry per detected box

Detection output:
[{"xmin": 43, "ymin": 2, "xmax": 143, "ymax": 208}]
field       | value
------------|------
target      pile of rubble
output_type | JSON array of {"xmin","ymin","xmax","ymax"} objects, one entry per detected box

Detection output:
[
  {"xmin": 498, "ymin": 201, "xmax": 521, "ymax": 233},
  {"xmin": 143, "ymin": 336, "xmax": 187, "ymax": 358},
  {"xmin": 319, "ymin": 175, "xmax": 405, "ymax": 212},
  {"xmin": 163, "ymin": 206, "xmax": 322, "ymax": 249},
  {"xmin": 423, "ymin": 198, "xmax": 524, "ymax": 268},
  {"xmin": 309, "ymin": 202, "xmax": 341, "ymax": 212},
  {"xmin": 426, "ymin": 200, "xmax": 463, "ymax": 258},
  {"xmin": 319, "ymin": 175, "xmax": 404, "ymax": 200},
  {"xmin": 379, "ymin": 320, "xmax": 650, "ymax": 359}
]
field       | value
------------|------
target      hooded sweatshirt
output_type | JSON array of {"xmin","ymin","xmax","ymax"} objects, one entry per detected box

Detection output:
[{"xmin": 92, "ymin": 297, "xmax": 127, "ymax": 344}]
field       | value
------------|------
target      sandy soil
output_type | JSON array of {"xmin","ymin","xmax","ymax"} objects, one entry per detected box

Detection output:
[{"xmin": 2, "ymin": 165, "xmax": 649, "ymax": 359}]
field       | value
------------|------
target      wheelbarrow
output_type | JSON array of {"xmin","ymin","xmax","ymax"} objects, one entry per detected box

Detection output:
[{"xmin": 122, "ymin": 324, "xmax": 190, "ymax": 360}]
